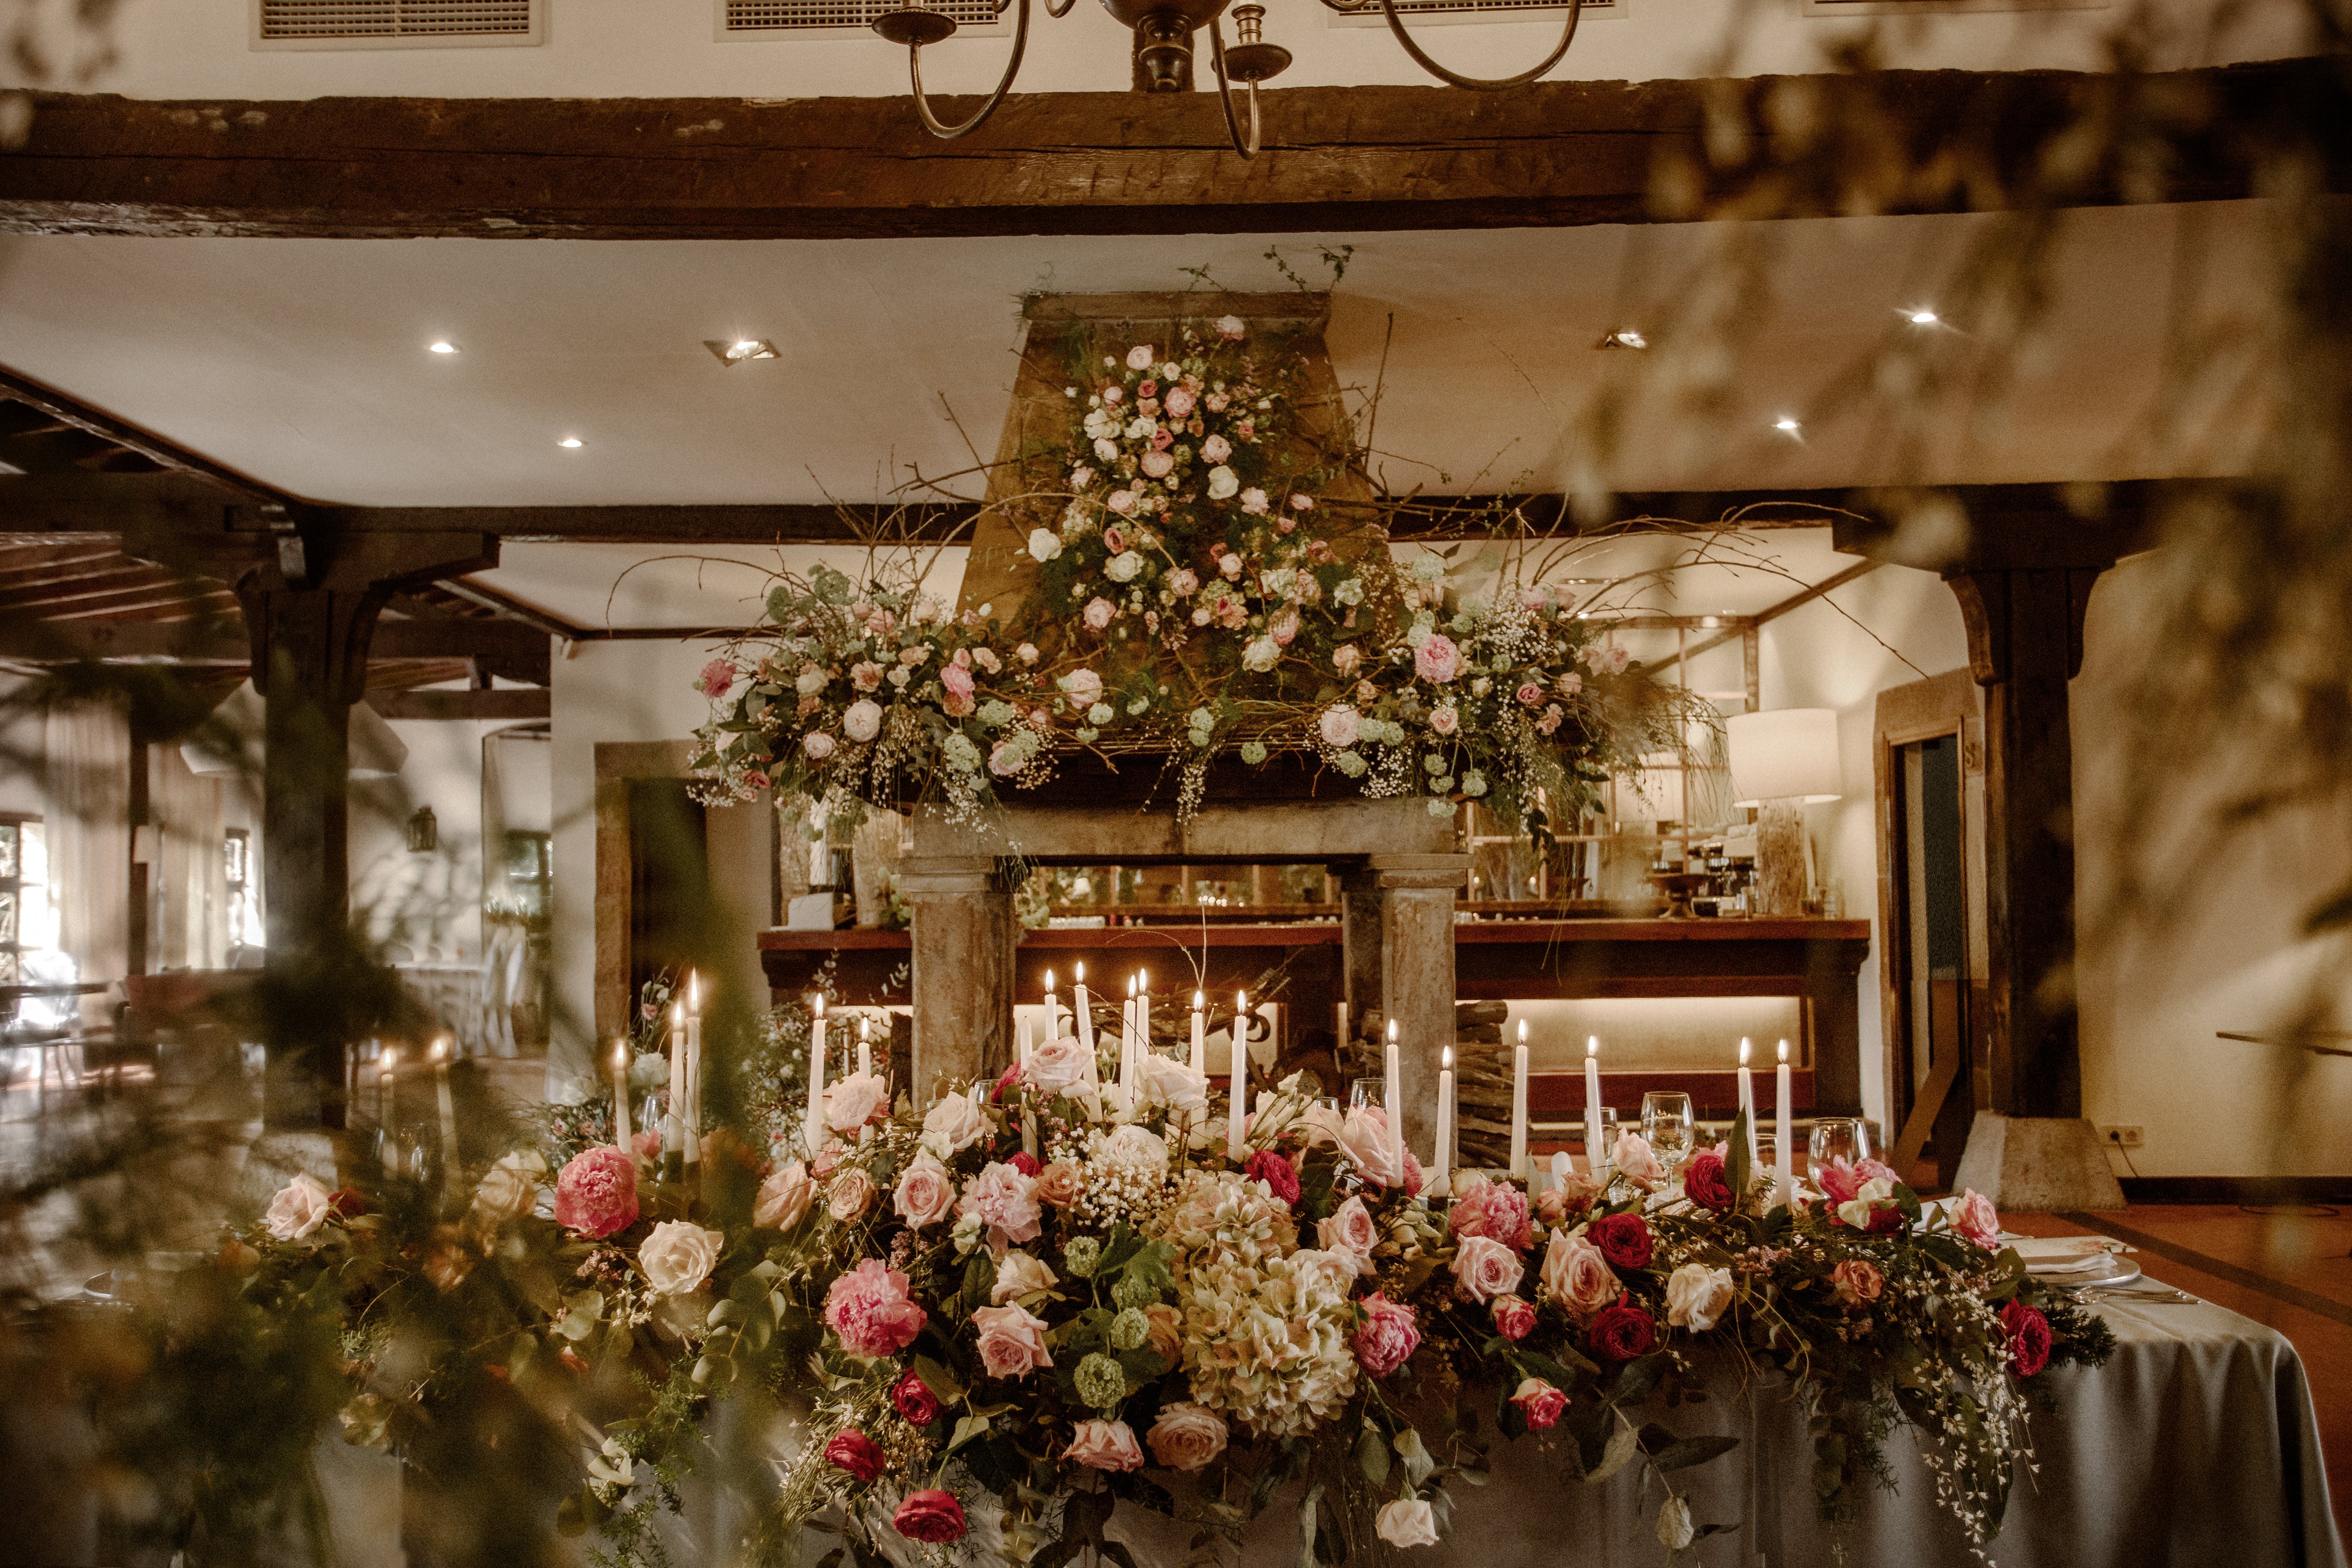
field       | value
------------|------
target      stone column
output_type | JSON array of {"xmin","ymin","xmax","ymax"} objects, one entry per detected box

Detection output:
[
  {"xmin": 899, "ymin": 856, "xmax": 1016, "ymax": 1100},
  {"xmin": 1336, "ymin": 864, "xmax": 1384, "ymax": 1043},
  {"xmin": 1370, "ymin": 853, "xmax": 1469, "ymax": 1159}
]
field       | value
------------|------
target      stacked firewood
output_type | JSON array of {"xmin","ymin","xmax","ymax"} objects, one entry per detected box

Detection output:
[{"xmin": 1347, "ymin": 1000, "xmax": 1516, "ymax": 1172}]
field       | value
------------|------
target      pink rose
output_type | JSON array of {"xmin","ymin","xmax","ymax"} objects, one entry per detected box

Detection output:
[
  {"xmin": 1317, "ymin": 1194, "xmax": 1379, "ymax": 1273},
  {"xmin": 1107, "ymin": 488, "xmax": 1136, "ymax": 514},
  {"xmin": 1101, "ymin": 524, "xmax": 1128, "ymax": 554},
  {"xmin": 1126, "ymin": 344, "xmax": 1156, "ymax": 370},
  {"xmin": 1218, "ymin": 552, "xmax": 1243, "ymax": 579},
  {"xmin": 1203, "ymin": 434, "xmax": 1234, "ymax": 464},
  {"xmin": 553, "ymin": 1146, "xmax": 639, "ymax": 1239},
  {"xmin": 894, "ymin": 1152, "xmax": 959, "ymax": 1229},
  {"xmin": 1165, "ymin": 387, "xmax": 1196, "ymax": 418},
  {"xmin": 972, "ymin": 646, "xmax": 1001, "ymax": 674},
  {"xmin": 802, "ymin": 731, "xmax": 836, "ymax": 761},
  {"xmin": 988, "ymin": 741, "xmax": 1026, "ymax": 778},
  {"xmin": 827, "ymin": 1168, "xmax": 875, "ymax": 1222},
  {"xmin": 1235, "ymin": 419, "xmax": 1255, "ymax": 439},
  {"xmin": 1269, "ymin": 607, "xmax": 1301, "ymax": 647},
  {"xmin": 1540, "ymin": 1231, "xmax": 1622, "ymax": 1324},
  {"xmin": 1510, "ymin": 1377, "xmax": 1567, "ymax": 1429},
  {"xmin": 753, "ymin": 1160, "xmax": 815, "ymax": 1231},
  {"xmin": 971, "ymin": 1302, "xmax": 1055, "ymax": 1379},
  {"xmin": 851, "ymin": 661, "xmax": 884, "ymax": 692},
  {"xmin": 1831, "ymin": 1258, "xmax": 1884, "ymax": 1306},
  {"xmin": 1353, "ymin": 1292, "xmax": 1420, "ymax": 1376},
  {"xmin": 1238, "ymin": 485, "xmax": 1267, "ymax": 514},
  {"xmin": 1429, "ymin": 704, "xmax": 1459, "ymax": 736},
  {"xmin": 699, "ymin": 658, "xmax": 735, "ymax": 700},
  {"xmin": 1289, "ymin": 492, "xmax": 1314, "ymax": 511},
  {"xmin": 843, "ymin": 699, "xmax": 883, "ymax": 743},
  {"xmin": 1492, "ymin": 1294, "xmax": 1537, "ymax": 1341},
  {"xmin": 1059, "ymin": 668, "xmax": 1102, "ymax": 709},
  {"xmin": 1451, "ymin": 1234, "xmax": 1525, "ymax": 1303},
  {"xmin": 826, "ymin": 1071, "xmax": 891, "ymax": 1133},
  {"xmin": 1516, "ymin": 682, "xmax": 1542, "ymax": 705},
  {"xmin": 1145, "ymin": 1403, "xmax": 1228, "ymax": 1471},
  {"xmin": 1148, "ymin": 426, "xmax": 1173, "ymax": 451},
  {"xmin": 822, "ymin": 1258, "xmax": 927, "ymax": 1358},
  {"xmin": 1101, "ymin": 384, "xmax": 1123, "ymax": 406},
  {"xmin": 1556, "ymin": 670, "xmax": 1584, "ymax": 697},
  {"xmin": 1319, "ymin": 704, "xmax": 1360, "ymax": 749},
  {"xmin": 1017, "ymin": 643, "xmax": 1040, "ymax": 665},
  {"xmin": 1448, "ymin": 1173, "xmax": 1532, "ymax": 1250},
  {"xmin": 1067, "ymin": 1419, "xmax": 1144, "ymax": 1472},
  {"xmin": 893, "ymin": 1491, "xmax": 967, "ymax": 1544},
  {"xmin": 1950, "ymin": 1189, "xmax": 2001, "ymax": 1250},
  {"xmin": 1335, "ymin": 1103, "xmax": 1409, "ymax": 1186},
  {"xmin": 959, "ymin": 1161, "xmax": 1042, "ymax": 1247},
  {"xmin": 1332, "ymin": 644, "xmax": 1361, "ymax": 677},
  {"xmin": 1167, "ymin": 567, "xmax": 1199, "ymax": 597},
  {"xmin": 1215, "ymin": 314, "xmax": 1246, "ymax": 341},
  {"xmin": 942, "ymin": 664, "xmax": 975, "ymax": 704},
  {"xmin": 1414, "ymin": 634, "xmax": 1461, "ymax": 683},
  {"xmin": 1611, "ymin": 1129, "xmax": 1663, "ymax": 1187},
  {"xmin": 1141, "ymin": 449, "xmax": 1174, "ymax": 478},
  {"xmin": 1083, "ymin": 597, "xmax": 1115, "ymax": 632}
]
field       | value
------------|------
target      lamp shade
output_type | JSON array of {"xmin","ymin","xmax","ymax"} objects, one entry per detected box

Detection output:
[{"xmin": 1727, "ymin": 707, "xmax": 1842, "ymax": 806}]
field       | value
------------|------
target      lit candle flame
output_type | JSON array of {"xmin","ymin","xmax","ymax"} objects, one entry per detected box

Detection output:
[
  {"xmin": 612, "ymin": 1038, "xmax": 628, "ymax": 1069},
  {"xmin": 1442, "ymin": 1044, "xmax": 1455, "ymax": 1069},
  {"xmin": 1044, "ymin": 969, "xmax": 1055, "ymax": 992},
  {"xmin": 1075, "ymin": 962, "xmax": 1086, "ymax": 983},
  {"xmin": 689, "ymin": 970, "xmax": 699, "ymax": 1010},
  {"xmin": 1387, "ymin": 1018, "xmax": 1399, "ymax": 1041},
  {"xmin": 1194, "ymin": 989, "xmax": 1204, "ymax": 1008},
  {"xmin": 1740, "ymin": 1037, "xmax": 1751, "ymax": 1065},
  {"xmin": 1518, "ymin": 1018, "xmax": 1528, "ymax": 1042},
  {"xmin": 1777, "ymin": 1038, "xmax": 1789, "ymax": 1063},
  {"xmin": 812, "ymin": 994, "xmax": 825, "ymax": 1017},
  {"xmin": 1586, "ymin": 1035, "xmax": 1599, "ymax": 1059}
]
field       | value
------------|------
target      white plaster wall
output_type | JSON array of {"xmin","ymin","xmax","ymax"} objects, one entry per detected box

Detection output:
[
  {"xmin": 348, "ymin": 714, "xmax": 525, "ymax": 963},
  {"xmin": 0, "ymin": 677, "xmax": 48, "ymax": 817}
]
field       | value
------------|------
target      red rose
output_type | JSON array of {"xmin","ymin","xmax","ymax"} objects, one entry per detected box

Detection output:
[
  {"xmin": 1244, "ymin": 1149, "xmax": 1300, "ymax": 1207},
  {"xmin": 1510, "ymin": 1376, "xmax": 1568, "ymax": 1429},
  {"xmin": 825, "ymin": 1430, "xmax": 887, "ymax": 1482},
  {"xmin": 1491, "ymin": 1294, "xmax": 1537, "ymax": 1341},
  {"xmin": 1007, "ymin": 1150, "xmax": 1041, "ymax": 1178},
  {"xmin": 893, "ymin": 1367, "xmax": 943, "ymax": 1426},
  {"xmin": 2001, "ymin": 1300, "xmax": 2052, "ymax": 1378},
  {"xmin": 1589, "ymin": 1302, "xmax": 1656, "ymax": 1362},
  {"xmin": 1589, "ymin": 1213, "xmax": 1653, "ymax": 1271},
  {"xmin": 992, "ymin": 1062, "xmax": 1022, "ymax": 1104},
  {"xmin": 893, "ymin": 1489, "xmax": 968, "ymax": 1544},
  {"xmin": 1681, "ymin": 1151, "xmax": 1736, "ymax": 1213},
  {"xmin": 327, "ymin": 1185, "xmax": 369, "ymax": 1219}
]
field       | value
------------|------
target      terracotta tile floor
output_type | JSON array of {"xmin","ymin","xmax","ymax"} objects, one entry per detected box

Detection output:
[{"xmin": 2007, "ymin": 1204, "xmax": 2352, "ymax": 1548}]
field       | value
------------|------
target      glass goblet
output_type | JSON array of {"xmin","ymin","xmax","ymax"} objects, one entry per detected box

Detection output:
[
  {"xmin": 1807, "ymin": 1116, "xmax": 1869, "ymax": 1178},
  {"xmin": 1641, "ymin": 1091, "xmax": 1696, "ymax": 1173}
]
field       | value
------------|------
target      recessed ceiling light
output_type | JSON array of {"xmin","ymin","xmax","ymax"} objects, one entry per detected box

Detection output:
[
  {"xmin": 1905, "ymin": 309, "xmax": 1939, "ymax": 326},
  {"xmin": 557, "ymin": 436, "xmax": 583, "ymax": 449},
  {"xmin": 1596, "ymin": 329, "xmax": 1649, "ymax": 350},
  {"xmin": 428, "ymin": 340, "xmax": 459, "ymax": 354},
  {"xmin": 1773, "ymin": 417, "xmax": 1803, "ymax": 436},
  {"xmin": 705, "ymin": 338, "xmax": 780, "ymax": 366}
]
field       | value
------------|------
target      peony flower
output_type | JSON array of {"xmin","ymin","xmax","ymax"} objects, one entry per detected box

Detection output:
[
  {"xmin": 1414, "ymin": 634, "xmax": 1461, "ymax": 683},
  {"xmin": 1492, "ymin": 1294, "xmax": 1537, "ymax": 1341},
  {"xmin": 1166, "ymin": 567, "xmax": 1199, "ymax": 597},
  {"xmin": 699, "ymin": 658, "xmax": 735, "ymax": 701},
  {"xmin": 1243, "ymin": 1149, "xmax": 1299, "ymax": 1207},
  {"xmin": 825, "ymin": 1071, "xmax": 891, "ymax": 1133},
  {"xmin": 1207, "ymin": 465, "xmax": 1240, "ymax": 500},
  {"xmin": 827, "ymin": 1167, "xmax": 875, "ymax": 1223},
  {"xmin": 823, "ymin": 1259, "xmax": 927, "ymax": 1358},
  {"xmin": 1950, "ymin": 1188, "xmax": 2002, "ymax": 1250},
  {"xmin": 1126, "ymin": 344, "xmax": 1156, "ymax": 370},
  {"xmin": 1353, "ymin": 1291, "xmax": 1421, "ymax": 1376},
  {"xmin": 1510, "ymin": 1377, "xmax": 1568, "ymax": 1429},
  {"xmin": 842, "ymin": 698, "xmax": 883, "ymax": 743},
  {"xmin": 1376, "ymin": 1499, "xmax": 1439, "ymax": 1550},
  {"xmin": 1145, "ymin": 1403, "xmax": 1228, "ymax": 1471},
  {"xmin": 851, "ymin": 661, "xmax": 884, "ymax": 692},
  {"xmin": 1448, "ymin": 1172, "xmax": 1531, "ymax": 1250},
  {"xmin": 1817, "ymin": 1156, "xmax": 1900, "ymax": 1206},
  {"xmin": 1239, "ymin": 485, "xmax": 1268, "ymax": 514},
  {"xmin": 1589, "ymin": 1301, "xmax": 1656, "ymax": 1361},
  {"xmin": 638, "ymin": 1220, "xmax": 725, "ymax": 1295},
  {"xmin": 990, "ymin": 1250, "xmax": 1058, "ymax": 1305},
  {"xmin": 553, "ymin": 1146, "xmax": 640, "ymax": 1239},
  {"xmin": 971, "ymin": 1301, "xmax": 1055, "ymax": 1379},
  {"xmin": 1611, "ymin": 1129, "xmax": 1663, "ymax": 1187},
  {"xmin": 1318, "ymin": 1194, "xmax": 1379, "ymax": 1273},
  {"xmin": 1451, "ymin": 1234, "xmax": 1525, "ymax": 1303},
  {"xmin": 1068, "ymin": 1418, "xmax": 1144, "ymax": 1472},
  {"xmin": 893, "ymin": 1367, "xmax": 943, "ymax": 1426},
  {"xmin": 894, "ymin": 1152, "xmax": 959, "ymax": 1229},
  {"xmin": 921, "ymin": 1087, "xmax": 988, "ymax": 1155},
  {"xmin": 893, "ymin": 1490, "xmax": 967, "ymax": 1544},
  {"xmin": 1664, "ymin": 1262, "xmax": 1736, "ymax": 1330},
  {"xmin": 1588, "ymin": 1213, "xmax": 1653, "ymax": 1270},
  {"xmin": 1215, "ymin": 314, "xmax": 1246, "ymax": 341},
  {"xmin": 959, "ymin": 1161, "xmax": 1043, "ymax": 1248},
  {"xmin": 1201, "ymin": 433, "xmax": 1232, "ymax": 464},
  {"xmin": 1682, "ymin": 1148, "xmax": 1737, "ymax": 1213},
  {"xmin": 1024, "ymin": 1036, "xmax": 1094, "ymax": 1100},
  {"xmin": 753, "ymin": 1160, "xmax": 815, "ymax": 1231},
  {"xmin": 1830, "ymin": 1258, "xmax": 1883, "ymax": 1307},
  {"xmin": 825, "ymin": 1429, "xmax": 886, "ymax": 1482},
  {"xmin": 1083, "ymin": 596, "xmax": 1115, "ymax": 631},
  {"xmin": 2001, "ymin": 1300, "xmax": 2052, "ymax": 1377},
  {"xmin": 263, "ymin": 1172, "xmax": 335, "ymax": 1241},
  {"xmin": 1319, "ymin": 704, "xmax": 1360, "ymax": 748},
  {"xmin": 1027, "ymin": 527, "xmax": 1063, "ymax": 563},
  {"xmin": 1165, "ymin": 386, "xmax": 1196, "ymax": 418},
  {"xmin": 1540, "ymin": 1230, "xmax": 1621, "ymax": 1323},
  {"xmin": 1140, "ymin": 449, "xmax": 1175, "ymax": 479},
  {"xmin": 802, "ymin": 731, "xmax": 836, "ymax": 761}
]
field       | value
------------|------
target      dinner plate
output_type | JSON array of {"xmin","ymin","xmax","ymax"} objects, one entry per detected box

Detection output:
[{"xmin": 2006, "ymin": 1236, "xmax": 2142, "ymax": 1288}]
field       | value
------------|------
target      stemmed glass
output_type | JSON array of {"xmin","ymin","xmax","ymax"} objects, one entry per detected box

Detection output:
[
  {"xmin": 1808, "ymin": 1116, "xmax": 1869, "ymax": 1172},
  {"xmin": 1640, "ymin": 1091, "xmax": 1695, "ymax": 1173}
]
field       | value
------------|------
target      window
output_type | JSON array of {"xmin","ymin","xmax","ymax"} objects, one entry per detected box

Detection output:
[{"xmin": 225, "ymin": 830, "xmax": 260, "ymax": 951}]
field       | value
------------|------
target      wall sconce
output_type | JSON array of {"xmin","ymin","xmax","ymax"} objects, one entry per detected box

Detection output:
[{"xmin": 407, "ymin": 805, "xmax": 439, "ymax": 854}]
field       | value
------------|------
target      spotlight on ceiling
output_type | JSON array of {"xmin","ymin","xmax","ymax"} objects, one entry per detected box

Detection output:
[
  {"xmin": 557, "ymin": 436, "xmax": 584, "ymax": 449},
  {"xmin": 1596, "ymin": 329, "xmax": 1649, "ymax": 350},
  {"xmin": 705, "ymin": 338, "xmax": 780, "ymax": 367},
  {"xmin": 1905, "ymin": 309, "xmax": 1940, "ymax": 326},
  {"xmin": 428, "ymin": 340, "xmax": 460, "ymax": 355},
  {"xmin": 1773, "ymin": 417, "xmax": 1803, "ymax": 437}
]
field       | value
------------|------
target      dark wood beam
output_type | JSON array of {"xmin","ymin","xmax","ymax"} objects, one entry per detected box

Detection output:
[
  {"xmin": 0, "ymin": 366, "xmax": 293, "ymax": 500},
  {"xmin": 0, "ymin": 612, "xmax": 548, "ymax": 668},
  {"xmin": 366, "ymin": 687, "xmax": 551, "ymax": 721},
  {"xmin": 0, "ymin": 61, "xmax": 2339, "ymax": 242}
]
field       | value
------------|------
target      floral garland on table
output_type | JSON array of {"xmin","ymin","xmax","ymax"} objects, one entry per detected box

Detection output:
[
  {"xmin": 690, "ymin": 313, "xmax": 1687, "ymax": 836},
  {"xmin": 235, "ymin": 1048, "xmax": 2109, "ymax": 1568}
]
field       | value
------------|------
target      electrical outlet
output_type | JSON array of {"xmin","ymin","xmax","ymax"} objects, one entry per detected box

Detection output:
[{"xmin": 2100, "ymin": 1125, "xmax": 2144, "ymax": 1148}]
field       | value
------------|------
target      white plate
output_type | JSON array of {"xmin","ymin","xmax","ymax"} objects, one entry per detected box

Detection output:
[
  {"xmin": 2006, "ymin": 1236, "xmax": 2142, "ymax": 1288},
  {"xmin": 2033, "ymin": 1252, "xmax": 2143, "ymax": 1289}
]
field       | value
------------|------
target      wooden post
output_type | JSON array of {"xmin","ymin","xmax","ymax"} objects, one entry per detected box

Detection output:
[
  {"xmin": 899, "ymin": 856, "xmax": 1016, "ymax": 1097},
  {"xmin": 1370, "ymin": 854, "xmax": 1469, "ymax": 1159}
]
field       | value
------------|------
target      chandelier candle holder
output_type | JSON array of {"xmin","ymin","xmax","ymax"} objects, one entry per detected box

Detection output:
[{"xmin": 869, "ymin": 0, "xmax": 1582, "ymax": 156}]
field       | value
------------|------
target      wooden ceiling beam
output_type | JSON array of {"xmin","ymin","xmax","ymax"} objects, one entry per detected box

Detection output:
[
  {"xmin": 0, "ymin": 61, "xmax": 2339, "ymax": 242},
  {"xmin": 0, "ymin": 612, "xmax": 548, "ymax": 667}
]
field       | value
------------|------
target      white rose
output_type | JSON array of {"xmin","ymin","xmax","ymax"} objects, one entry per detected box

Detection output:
[
  {"xmin": 1104, "ymin": 550, "xmax": 1145, "ymax": 583},
  {"xmin": 1028, "ymin": 528, "xmax": 1063, "ymax": 563},
  {"xmin": 1126, "ymin": 344, "xmax": 1156, "ymax": 370},
  {"xmin": 263, "ymin": 1172, "xmax": 334, "ymax": 1241},
  {"xmin": 637, "ymin": 1220, "xmax": 725, "ymax": 1295},
  {"xmin": 921, "ymin": 1087, "xmax": 989, "ymax": 1155},
  {"xmin": 1206, "ymin": 465, "xmax": 1240, "ymax": 500},
  {"xmin": 1145, "ymin": 1403, "xmax": 1230, "ymax": 1472},
  {"xmin": 795, "ymin": 667, "xmax": 828, "ymax": 696},
  {"xmin": 1137, "ymin": 1053, "xmax": 1208, "ymax": 1115},
  {"xmin": 472, "ymin": 1149, "xmax": 547, "ymax": 1222},
  {"xmin": 842, "ymin": 698, "xmax": 883, "ymax": 743},
  {"xmin": 1100, "ymin": 1123, "xmax": 1169, "ymax": 1177},
  {"xmin": 1093, "ymin": 436, "xmax": 1119, "ymax": 462},
  {"xmin": 825, "ymin": 1070, "xmax": 891, "ymax": 1133},
  {"xmin": 1376, "ymin": 1499, "xmax": 1440, "ymax": 1550},
  {"xmin": 991, "ymin": 1249, "xmax": 1059, "ymax": 1304},
  {"xmin": 1241, "ymin": 637, "xmax": 1280, "ymax": 672},
  {"xmin": 1664, "ymin": 1262, "xmax": 1736, "ymax": 1332}
]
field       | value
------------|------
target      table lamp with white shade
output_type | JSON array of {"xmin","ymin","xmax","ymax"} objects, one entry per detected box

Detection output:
[{"xmin": 1727, "ymin": 708, "xmax": 1841, "ymax": 917}]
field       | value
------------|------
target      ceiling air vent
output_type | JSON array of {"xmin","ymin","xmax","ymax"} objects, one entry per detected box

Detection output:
[
  {"xmin": 720, "ymin": 0, "xmax": 1009, "ymax": 41},
  {"xmin": 1327, "ymin": 0, "xmax": 1611, "ymax": 30},
  {"xmin": 253, "ymin": 0, "xmax": 544, "ymax": 50}
]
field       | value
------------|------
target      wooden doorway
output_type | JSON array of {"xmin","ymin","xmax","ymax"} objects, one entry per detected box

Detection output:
[{"xmin": 1874, "ymin": 670, "xmax": 1990, "ymax": 1187}]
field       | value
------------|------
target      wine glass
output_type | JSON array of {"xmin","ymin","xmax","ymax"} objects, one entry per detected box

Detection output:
[
  {"xmin": 1641, "ymin": 1091, "xmax": 1695, "ymax": 1172},
  {"xmin": 1348, "ymin": 1077, "xmax": 1385, "ymax": 1113},
  {"xmin": 1808, "ymin": 1117, "xmax": 1869, "ymax": 1179}
]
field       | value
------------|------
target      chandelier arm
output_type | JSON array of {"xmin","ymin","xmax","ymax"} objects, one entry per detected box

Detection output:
[
  {"xmin": 1044, "ymin": 0, "xmax": 1076, "ymax": 21},
  {"xmin": 1208, "ymin": 19, "xmax": 1265, "ymax": 161},
  {"xmin": 1376, "ymin": 0, "xmax": 1581, "ymax": 90},
  {"xmin": 905, "ymin": 0, "xmax": 1032, "ymax": 140}
]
